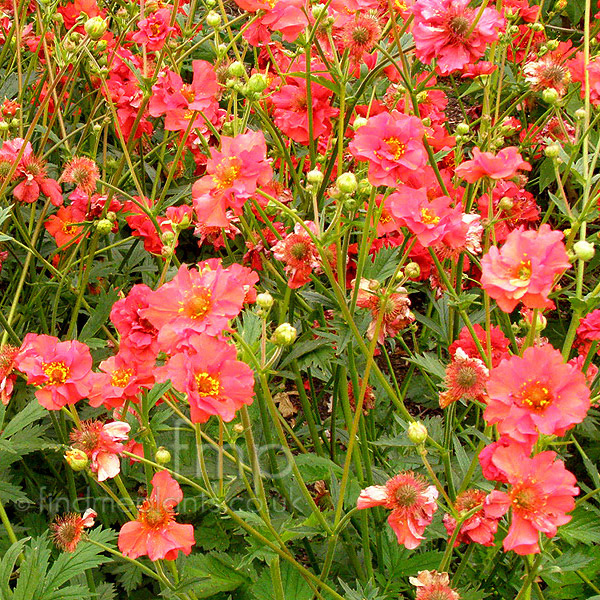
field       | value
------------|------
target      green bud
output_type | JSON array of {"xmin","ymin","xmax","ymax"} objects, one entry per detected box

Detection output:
[
  {"xmin": 498, "ymin": 196, "xmax": 514, "ymax": 212},
  {"xmin": 228, "ymin": 61, "xmax": 246, "ymax": 77},
  {"xmin": 247, "ymin": 73, "xmax": 268, "ymax": 94},
  {"xmin": 336, "ymin": 172, "xmax": 357, "ymax": 194},
  {"xmin": 544, "ymin": 143, "xmax": 561, "ymax": 158},
  {"xmin": 574, "ymin": 108, "xmax": 586, "ymax": 120},
  {"xmin": 256, "ymin": 291, "xmax": 274, "ymax": 309},
  {"xmin": 84, "ymin": 16, "xmax": 108, "ymax": 40},
  {"xmin": 96, "ymin": 219, "xmax": 113, "ymax": 235},
  {"xmin": 405, "ymin": 262, "xmax": 421, "ymax": 279},
  {"xmin": 455, "ymin": 122, "xmax": 469, "ymax": 135},
  {"xmin": 358, "ymin": 179, "xmax": 372, "ymax": 195},
  {"xmin": 65, "ymin": 448, "xmax": 89, "ymax": 471},
  {"xmin": 573, "ymin": 240, "xmax": 595, "ymax": 261},
  {"xmin": 407, "ymin": 421, "xmax": 428, "ymax": 445},
  {"xmin": 206, "ymin": 10, "xmax": 221, "ymax": 28},
  {"xmin": 307, "ymin": 169, "xmax": 324, "ymax": 185},
  {"xmin": 353, "ymin": 116, "xmax": 368, "ymax": 130},
  {"xmin": 161, "ymin": 231, "xmax": 175, "ymax": 245},
  {"xmin": 155, "ymin": 447, "xmax": 172, "ymax": 465},
  {"xmin": 0, "ymin": 121, "xmax": 8, "ymax": 133},
  {"xmin": 272, "ymin": 323, "xmax": 297, "ymax": 346},
  {"xmin": 542, "ymin": 87, "xmax": 560, "ymax": 104},
  {"xmin": 546, "ymin": 39, "xmax": 559, "ymax": 50},
  {"xmin": 311, "ymin": 3, "xmax": 327, "ymax": 20}
]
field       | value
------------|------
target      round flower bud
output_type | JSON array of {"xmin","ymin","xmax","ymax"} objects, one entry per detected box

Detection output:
[
  {"xmin": 272, "ymin": 323, "xmax": 297, "ymax": 346},
  {"xmin": 407, "ymin": 421, "xmax": 428, "ymax": 445},
  {"xmin": 96, "ymin": 39, "xmax": 108, "ymax": 52},
  {"xmin": 544, "ymin": 143, "xmax": 561, "ymax": 158},
  {"xmin": 233, "ymin": 423, "xmax": 245, "ymax": 434},
  {"xmin": 206, "ymin": 10, "xmax": 221, "ymax": 28},
  {"xmin": 546, "ymin": 39, "xmax": 559, "ymax": 50},
  {"xmin": 345, "ymin": 198, "xmax": 357, "ymax": 210},
  {"xmin": 52, "ymin": 12, "xmax": 64, "ymax": 24},
  {"xmin": 155, "ymin": 447, "xmax": 171, "ymax": 465},
  {"xmin": 542, "ymin": 88, "xmax": 560, "ymax": 104},
  {"xmin": 574, "ymin": 108, "xmax": 586, "ymax": 121},
  {"xmin": 498, "ymin": 196, "xmax": 514, "ymax": 212},
  {"xmin": 65, "ymin": 448, "xmax": 89, "ymax": 471},
  {"xmin": 336, "ymin": 172, "xmax": 357, "ymax": 194},
  {"xmin": 358, "ymin": 178, "xmax": 372, "ymax": 195},
  {"xmin": 161, "ymin": 230, "xmax": 175, "ymax": 245},
  {"xmin": 573, "ymin": 240, "xmax": 595, "ymax": 261},
  {"xmin": 228, "ymin": 61, "xmax": 246, "ymax": 78},
  {"xmin": 161, "ymin": 245, "xmax": 174, "ymax": 258},
  {"xmin": 247, "ymin": 73, "xmax": 268, "ymax": 93},
  {"xmin": 84, "ymin": 16, "xmax": 108, "ymax": 40},
  {"xmin": 311, "ymin": 3, "xmax": 327, "ymax": 20},
  {"xmin": 531, "ymin": 22, "xmax": 544, "ymax": 32},
  {"xmin": 455, "ymin": 122, "xmax": 469, "ymax": 135},
  {"xmin": 353, "ymin": 116, "xmax": 368, "ymax": 130},
  {"xmin": 256, "ymin": 291, "xmax": 274, "ymax": 309},
  {"xmin": 405, "ymin": 262, "xmax": 421, "ymax": 279},
  {"xmin": 0, "ymin": 121, "xmax": 8, "ymax": 132},
  {"xmin": 96, "ymin": 219, "xmax": 113, "ymax": 235},
  {"xmin": 307, "ymin": 169, "xmax": 324, "ymax": 185},
  {"xmin": 555, "ymin": 0, "xmax": 567, "ymax": 10}
]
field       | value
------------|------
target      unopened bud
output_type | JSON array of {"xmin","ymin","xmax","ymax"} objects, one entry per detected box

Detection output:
[
  {"xmin": 228, "ymin": 61, "xmax": 245, "ymax": 78},
  {"xmin": 311, "ymin": 3, "xmax": 327, "ymax": 20},
  {"xmin": 161, "ymin": 231, "xmax": 175, "ymax": 245},
  {"xmin": 272, "ymin": 323, "xmax": 297, "ymax": 346},
  {"xmin": 65, "ymin": 448, "xmax": 89, "ymax": 471},
  {"xmin": 353, "ymin": 116, "xmax": 368, "ymax": 130},
  {"xmin": 498, "ymin": 196, "xmax": 514, "ymax": 212},
  {"xmin": 542, "ymin": 87, "xmax": 560, "ymax": 104},
  {"xmin": 574, "ymin": 108, "xmax": 586, "ymax": 120},
  {"xmin": 336, "ymin": 172, "xmax": 357, "ymax": 194},
  {"xmin": 233, "ymin": 423, "xmax": 244, "ymax": 434},
  {"xmin": 161, "ymin": 245, "xmax": 174, "ymax": 258},
  {"xmin": 405, "ymin": 262, "xmax": 421, "ymax": 279},
  {"xmin": 256, "ymin": 291, "xmax": 274, "ymax": 309},
  {"xmin": 307, "ymin": 169, "xmax": 324, "ymax": 185},
  {"xmin": 407, "ymin": 421, "xmax": 428, "ymax": 445},
  {"xmin": 358, "ymin": 179, "xmax": 372, "ymax": 195},
  {"xmin": 573, "ymin": 240, "xmax": 595, "ymax": 261},
  {"xmin": 455, "ymin": 122, "xmax": 469, "ymax": 135},
  {"xmin": 155, "ymin": 447, "xmax": 171, "ymax": 465},
  {"xmin": 544, "ymin": 143, "xmax": 561, "ymax": 158},
  {"xmin": 96, "ymin": 219, "xmax": 113, "ymax": 235},
  {"xmin": 246, "ymin": 73, "xmax": 268, "ymax": 94},
  {"xmin": 0, "ymin": 121, "xmax": 8, "ymax": 132},
  {"xmin": 546, "ymin": 39, "xmax": 559, "ymax": 50},
  {"xmin": 84, "ymin": 16, "xmax": 108, "ymax": 40},
  {"xmin": 206, "ymin": 10, "xmax": 221, "ymax": 27}
]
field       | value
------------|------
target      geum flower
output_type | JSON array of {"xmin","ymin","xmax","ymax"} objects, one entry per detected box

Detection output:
[
  {"xmin": 14, "ymin": 334, "xmax": 93, "ymax": 410},
  {"xmin": 443, "ymin": 489, "xmax": 501, "ymax": 546},
  {"xmin": 439, "ymin": 347, "xmax": 489, "ymax": 409},
  {"xmin": 51, "ymin": 508, "xmax": 97, "ymax": 552},
  {"xmin": 410, "ymin": 570, "xmax": 460, "ymax": 600},
  {"xmin": 455, "ymin": 146, "xmax": 531, "ymax": 183},
  {"xmin": 480, "ymin": 225, "xmax": 570, "ymax": 313},
  {"xmin": 192, "ymin": 130, "xmax": 273, "ymax": 227},
  {"xmin": 485, "ymin": 444, "xmax": 578, "ymax": 554},
  {"xmin": 70, "ymin": 420, "xmax": 130, "ymax": 481},
  {"xmin": 118, "ymin": 470, "xmax": 195, "ymax": 561},
  {"xmin": 357, "ymin": 472, "xmax": 438, "ymax": 548},
  {"xmin": 349, "ymin": 111, "xmax": 427, "ymax": 187},
  {"xmin": 484, "ymin": 344, "xmax": 590, "ymax": 446},
  {"xmin": 158, "ymin": 333, "xmax": 255, "ymax": 423}
]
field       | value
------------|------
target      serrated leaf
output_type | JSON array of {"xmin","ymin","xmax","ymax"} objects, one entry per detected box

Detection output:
[
  {"xmin": 0, "ymin": 537, "xmax": 29, "ymax": 600},
  {"xmin": 293, "ymin": 454, "xmax": 343, "ymax": 483},
  {"xmin": 250, "ymin": 561, "xmax": 312, "ymax": 600},
  {"xmin": 184, "ymin": 553, "xmax": 251, "ymax": 598},
  {"xmin": 0, "ymin": 480, "xmax": 30, "ymax": 504},
  {"xmin": 79, "ymin": 288, "xmax": 120, "ymax": 342},
  {"xmin": 405, "ymin": 352, "xmax": 446, "ymax": 381},
  {"xmin": 363, "ymin": 246, "xmax": 402, "ymax": 281},
  {"xmin": 109, "ymin": 562, "xmax": 143, "ymax": 593},
  {"xmin": 559, "ymin": 507, "xmax": 600, "ymax": 545},
  {"xmin": 1, "ymin": 402, "xmax": 46, "ymax": 439},
  {"xmin": 553, "ymin": 549, "xmax": 594, "ymax": 572},
  {"xmin": 13, "ymin": 536, "xmax": 51, "ymax": 600},
  {"xmin": 195, "ymin": 514, "xmax": 230, "ymax": 552}
]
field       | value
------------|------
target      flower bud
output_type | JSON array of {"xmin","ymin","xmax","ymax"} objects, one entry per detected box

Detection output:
[
  {"xmin": 546, "ymin": 39, "xmax": 559, "ymax": 50},
  {"xmin": 161, "ymin": 230, "xmax": 175, "ymax": 245},
  {"xmin": 84, "ymin": 16, "xmax": 108, "ymax": 40},
  {"xmin": 544, "ymin": 143, "xmax": 561, "ymax": 158},
  {"xmin": 256, "ymin": 291, "xmax": 274, "ymax": 309},
  {"xmin": 405, "ymin": 262, "xmax": 421, "ymax": 279},
  {"xmin": 0, "ymin": 121, "xmax": 8, "ymax": 132},
  {"xmin": 498, "ymin": 196, "xmax": 514, "ymax": 212},
  {"xmin": 574, "ymin": 108, "xmax": 586, "ymax": 120},
  {"xmin": 96, "ymin": 218, "xmax": 113, "ymax": 235},
  {"xmin": 336, "ymin": 172, "xmax": 357, "ymax": 194},
  {"xmin": 455, "ymin": 122, "xmax": 469, "ymax": 135},
  {"xmin": 407, "ymin": 421, "xmax": 428, "ymax": 445},
  {"xmin": 228, "ymin": 61, "xmax": 246, "ymax": 78},
  {"xmin": 272, "ymin": 323, "xmax": 297, "ymax": 346},
  {"xmin": 307, "ymin": 169, "xmax": 324, "ymax": 185},
  {"xmin": 161, "ymin": 245, "xmax": 174, "ymax": 258},
  {"xmin": 233, "ymin": 423, "xmax": 244, "ymax": 434},
  {"xmin": 573, "ymin": 240, "xmax": 595, "ymax": 261},
  {"xmin": 358, "ymin": 178, "xmax": 372, "ymax": 195},
  {"xmin": 155, "ymin": 447, "xmax": 171, "ymax": 465},
  {"xmin": 206, "ymin": 10, "xmax": 221, "ymax": 27},
  {"xmin": 65, "ymin": 448, "xmax": 89, "ymax": 471},
  {"xmin": 311, "ymin": 3, "xmax": 327, "ymax": 20},
  {"xmin": 353, "ymin": 116, "xmax": 368, "ymax": 130},
  {"xmin": 542, "ymin": 88, "xmax": 560, "ymax": 104},
  {"xmin": 246, "ymin": 73, "xmax": 268, "ymax": 94},
  {"xmin": 531, "ymin": 22, "xmax": 544, "ymax": 32},
  {"xmin": 96, "ymin": 39, "xmax": 108, "ymax": 52}
]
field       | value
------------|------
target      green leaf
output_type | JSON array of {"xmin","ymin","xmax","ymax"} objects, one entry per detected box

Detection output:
[
  {"xmin": 107, "ymin": 562, "xmax": 143, "ymax": 593},
  {"xmin": 1, "ymin": 402, "xmax": 46, "ymax": 439},
  {"xmin": 195, "ymin": 513, "xmax": 231, "ymax": 552},
  {"xmin": 559, "ymin": 506, "xmax": 600, "ymax": 545},
  {"xmin": 405, "ymin": 352, "xmax": 446, "ymax": 381},
  {"xmin": 0, "ymin": 537, "xmax": 29, "ymax": 600},
  {"xmin": 13, "ymin": 536, "xmax": 51, "ymax": 600},
  {"xmin": 553, "ymin": 549, "xmax": 594, "ymax": 572},
  {"xmin": 79, "ymin": 288, "xmax": 120, "ymax": 342},
  {"xmin": 251, "ymin": 562, "xmax": 312, "ymax": 600},
  {"xmin": 184, "ymin": 552, "xmax": 251, "ymax": 598},
  {"xmin": 293, "ymin": 454, "xmax": 343, "ymax": 483}
]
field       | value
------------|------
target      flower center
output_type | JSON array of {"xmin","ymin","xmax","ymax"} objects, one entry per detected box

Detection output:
[
  {"xmin": 352, "ymin": 26, "xmax": 370, "ymax": 45},
  {"xmin": 195, "ymin": 372, "xmax": 221, "ymax": 396},
  {"xmin": 455, "ymin": 366, "xmax": 479, "ymax": 389},
  {"xmin": 290, "ymin": 241, "xmax": 309, "ymax": 260},
  {"xmin": 181, "ymin": 288, "xmax": 212, "ymax": 320},
  {"xmin": 519, "ymin": 380, "xmax": 553, "ymax": 411},
  {"xmin": 213, "ymin": 158, "xmax": 241, "ymax": 190},
  {"xmin": 140, "ymin": 500, "xmax": 173, "ymax": 528},
  {"xmin": 111, "ymin": 368, "xmax": 133, "ymax": 388},
  {"xmin": 394, "ymin": 483, "xmax": 418, "ymax": 507},
  {"xmin": 511, "ymin": 485, "xmax": 537, "ymax": 511},
  {"xmin": 516, "ymin": 260, "xmax": 532, "ymax": 281},
  {"xmin": 421, "ymin": 208, "xmax": 440, "ymax": 225},
  {"xmin": 542, "ymin": 64, "xmax": 568, "ymax": 85},
  {"xmin": 449, "ymin": 15, "xmax": 471, "ymax": 37},
  {"xmin": 181, "ymin": 84, "xmax": 195, "ymax": 104},
  {"xmin": 385, "ymin": 137, "xmax": 406, "ymax": 160},
  {"xmin": 42, "ymin": 361, "xmax": 70, "ymax": 385}
]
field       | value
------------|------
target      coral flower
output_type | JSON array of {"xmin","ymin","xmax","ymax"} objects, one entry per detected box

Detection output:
[
  {"xmin": 411, "ymin": 0, "xmax": 504, "ymax": 75},
  {"xmin": 61, "ymin": 156, "xmax": 100, "ymax": 195},
  {"xmin": 410, "ymin": 570, "xmax": 460, "ymax": 600},
  {"xmin": 439, "ymin": 348, "xmax": 489, "ymax": 408},
  {"xmin": 192, "ymin": 130, "xmax": 273, "ymax": 227},
  {"xmin": 443, "ymin": 489, "xmax": 500, "ymax": 546},
  {"xmin": 449, "ymin": 324, "xmax": 510, "ymax": 368},
  {"xmin": 158, "ymin": 334, "xmax": 255, "ymax": 423},
  {"xmin": 484, "ymin": 444, "xmax": 578, "ymax": 554},
  {"xmin": 485, "ymin": 344, "xmax": 591, "ymax": 446},
  {"xmin": 0, "ymin": 344, "xmax": 19, "ymax": 405},
  {"xmin": 480, "ymin": 225, "xmax": 570, "ymax": 313},
  {"xmin": 349, "ymin": 111, "xmax": 427, "ymax": 187},
  {"xmin": 131, "ymin": 8, "xmax": 176, "ymax": 51},
  {"xmin": 118, "ymin": 470, "xmax": 195, "ymax": 561},
  {"xmin": 357, "ymin": 472, "xmax": 438, "ymax": 548},
  {"xmin": 51, "ymin": 509, "xmax": 97, "ymax": 552},
  {"xmin": 455, "ymin": 147, "xmax": 531, "ymax": 183},
  {"xmin": 70, "ymin": 420, "xmax": 130, "ymax": 481},
  {"xmin": 14, "ymin": 334, "xmax": 93, "ymax": 410},
  {"xmin": 44, "ymin": 205, "xmax": 86, "ymax": 249}
]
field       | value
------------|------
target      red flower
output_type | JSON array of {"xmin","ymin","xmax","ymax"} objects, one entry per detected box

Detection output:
[
  {"xmin": 480, "ymin": 225, "xmax": 570, "ymax": 313},
  {"xmin": 14, "ymin": 334, "xmax": 93, "ymax": 410},
  {"xmin": 192, "ymin": 131, "xmax": 273, "ymax": 227},
  {"xmin": 455, "ymin": 146, "xmax": 531, "ymax": 183},
  {"xmin": 118, "ymin": 471, "xmax": 195, "ymax": 561},
  {"xmin": 158, "ymin": 334, "xmax": 255, "ymax": 423},
  {"xmin": 484, "ymin": 344, "xmax": 591, "ymax": 446},
  {"xmin": 443, "ymin": 489, "xmax": 500, "ymax": 546},
  {"xmin": 485, "ymin": 445, "xmax": 578, "ymax": 554},
  {"xmin": 357, "ymin": 472, "xmax": 438, "ymax": 548},
  {"xmin": 439, "ymin": 348, "xmax": 488, "ymax": 408},
  {"xmin": 51, "ymin": 509, "xmax": 97, "ymax": 552},
  {"xmin": 0, "ymin": 344, "xmax": 19, "ymax": 405},
  {"xmin": 61, "ymin": 156, "xmax": 100, "ymax": 195},
  {"xmin": 131, "ymin": 8, "xmax": 176, "ymax": 51},
  {"xmin": 70, "ymin": 420, "xmax": 130, "ymax": 481},
  {"xmin": 44, "ymin": 205, "xmax": 86, "ymax": 249},
  {"xmin": 410, "ymin": 570, "xmax": 460, "ymax": 600},
  {"xmin": 411, "ymin": 0, "xmax": 505, "ymax": 75},
  {"xmin": 449, "ymin": 324, "xmax": 510, "ymax": 368},
  {"xmin": 349, "ymin": 111, "xmax": 427, "ymax": 187}
]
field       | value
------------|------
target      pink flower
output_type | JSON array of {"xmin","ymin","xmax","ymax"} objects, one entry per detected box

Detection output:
[
  {"xmin": 480, "ymin": 225, "xmax": 570, "ymax": 313},
  {"xmin": 455, "ymin": 147, "xmax": 531, "ymax": 183},
  {"xmin": 51, "ymin": 509, "xmax": 97, "ymax": 552},
  {"xmin": 349, "ymin": 111, "xmax": 427, "ymax": 187},
  {"xmin": 0, "ymin": 345, "xmax": 19, "ymax": 405},
  {"xmin": 118, "ymin": 471, "xmax": 195, "ymax": 561},
  {"xmin": 131, "ymin": 8, "xmax": 176, "ymax": 51},
  {"xmin": 439, "ymin": 348, "xmax": 488, "ymax": 408},
  {"xmin": 357, "ymin": 472, "xmax": 438, "ymax": 548},
  {"xmin": 484, "ymin": 445, "xmax": 578, "ymax": 554},
  {"xmin": 70, "ymin": 420, "xmax": 130, "ymax": 481},
  {"xmin": 14, "ymin": 334, "xmax": 93, "ymax": 410},
  {"xmin": 158, "ymin": 334, "xmax": 255, "ymax": 423},
  {"xmin": 449, "ymin": 324, "xmax": 510, "ymax": 368},
  {"xmin": 443, "ymin": 489, "xmax": 501, "ymax": 546},
  {"xmin": 192, "ymin": 131, "xmax": 273, "ymax": 227},
  {"xmin": 411, "ymin": 0, "xmax": 505, "ymax": 75},
  {"xmin": 485, "ymin": 344, "xmax": 591, "ymax": 446},
  {"xmin": 410, "ymin": 570, "xmax": 459, "ymax": 600}
]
